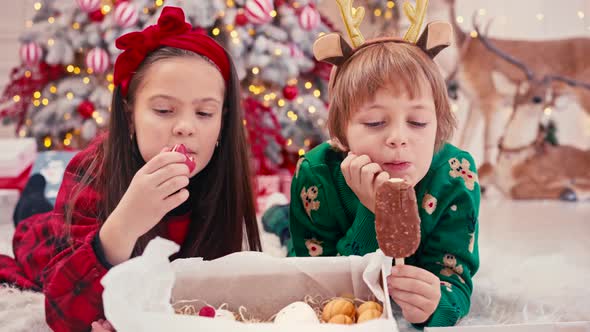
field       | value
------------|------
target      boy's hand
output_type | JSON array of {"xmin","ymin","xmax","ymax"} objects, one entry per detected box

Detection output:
[
  {"xmin": 341, "ymin": 152, "xmax": 389, "ymax": 213},
  {"xmin": 387, "ymin": 265, "xmax": 441, "ymax": 324}
]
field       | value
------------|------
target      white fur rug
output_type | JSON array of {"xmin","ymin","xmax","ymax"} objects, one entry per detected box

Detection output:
[{"xmin": 1, "ymin": 200, "xmax": 589, "ymax": 332}]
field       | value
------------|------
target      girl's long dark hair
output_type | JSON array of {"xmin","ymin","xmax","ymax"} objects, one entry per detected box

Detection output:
[{"xmin": 66, "ymin": 47, "xmax": 261, "ymax": 259}]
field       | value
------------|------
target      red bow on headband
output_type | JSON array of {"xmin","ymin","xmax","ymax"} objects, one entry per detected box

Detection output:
[{"xmin": 113, "ymin": 6, "xmax": 230, "ymax": 96}]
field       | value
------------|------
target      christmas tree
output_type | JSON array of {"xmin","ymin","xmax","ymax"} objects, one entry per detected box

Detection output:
[{"xmin": 1, "ymin": 0, "xmax": 397, "ymax": 174}]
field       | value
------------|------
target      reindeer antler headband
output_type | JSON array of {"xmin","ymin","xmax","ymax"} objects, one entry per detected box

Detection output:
[{"xmin": 314, "ymin": 0, "xmax": 453, "ymax": 82}]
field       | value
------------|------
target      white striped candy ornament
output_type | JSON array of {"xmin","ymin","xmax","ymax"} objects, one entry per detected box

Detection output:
[
  {"xmin": 20, "ymin": 42, "xmax": 43, "ymax": 66},
  {"xmin": 244, "ymin": 0, "xmax": 274, "ymax": 25},
  {"xmin": 86, "ymin": 47, "xmax": 110, "ymax": 74},
  {"xmin": 114, "ymin": 2, "xmax": 139, "ymax": 29},
  {"xmin": 299, "ymin": 5, "xmax": 320, "ymax": 31},
  {"xmin": 76, "ymin": 0, "xmax": 101, "ymax": 13}
]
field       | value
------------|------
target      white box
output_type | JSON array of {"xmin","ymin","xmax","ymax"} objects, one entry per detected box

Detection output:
[
  {"xmin": 102, "ymin": 238, "xmax": 399, "ymax": 332},
  {"xmin": 426, "ymin": 321, "xmax": 590, "ymax": 332},
  {"xmin": 0, "ymin": 138, "xmax": 37, "ymax": 178},
  {"xmin": 0, "ymin": 189, "xmax": 19, "ymax": 225}
]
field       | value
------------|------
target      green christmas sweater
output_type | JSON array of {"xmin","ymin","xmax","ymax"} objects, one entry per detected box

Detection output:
[{"xmin": 289, "ymin": 142, "xmax": 481, "ymax": 327}]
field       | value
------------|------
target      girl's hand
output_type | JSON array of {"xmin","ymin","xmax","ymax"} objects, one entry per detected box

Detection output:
[
  {"xmin": 340, "ymin": 152, "xmax": 390, "ymax": 213},
  {"xmin": 387, "ymin": 265, "xmax": 441, "ymax": 324},
  {"xmin": 113, "ymin": 148, "xmax": 190, "ymax": 239},
  {"xmin": 91, "ymin": 319, "xmax": 115, "ymax": 332},
  {"xmin": 100, "ymin": 148, "xmax": 190, "ymax": 265}
]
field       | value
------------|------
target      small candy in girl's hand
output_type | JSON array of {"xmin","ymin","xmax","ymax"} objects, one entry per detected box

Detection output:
[
  {"xmin": 171, "ymin": 143, "xmax": 188, "ymax": 154},
  {"xmin": 171, "ymin": 144, "xmax": 196, "ymax": 173},
  {"xmin": 198, "ymin": 305, "xmax": 216, "ymax": 318}
]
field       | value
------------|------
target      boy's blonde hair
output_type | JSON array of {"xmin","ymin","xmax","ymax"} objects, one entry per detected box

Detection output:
[{"xmin": 328, "ymin": 41, "xmax": 456, "ymax": 152}]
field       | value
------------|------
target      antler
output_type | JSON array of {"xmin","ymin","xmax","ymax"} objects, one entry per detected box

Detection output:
[
  {"xmin": 543, "ymin": 74, "xmax": 590, "ymax": 91},
  {"xmin": 402, "ymin": 0, "xmax": 428, "ymax": 43},
  {"xmin": 335, "ymin": 0, "xmax": 366, "ymax": 48},
  {"xmin": 446, "ymin": 16, "xmax": 496, "ymax": 88},
  {"xmin": 473, "ymin": 14, "xmax": 535, "ymax": 81},
  {"xmin": 474, "ymin": 15, "xmax": 590, "ymax": 92}
]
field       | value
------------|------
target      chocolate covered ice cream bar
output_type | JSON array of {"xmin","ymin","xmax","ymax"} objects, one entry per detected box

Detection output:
[{"xmin": 375, "ymin": 178, "xmax": 421, "ymax": 264}]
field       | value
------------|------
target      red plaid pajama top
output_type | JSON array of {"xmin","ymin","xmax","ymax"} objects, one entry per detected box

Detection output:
[{"xmin": 0, "ymin": 135, "xmax": 191, "ymax": 332}]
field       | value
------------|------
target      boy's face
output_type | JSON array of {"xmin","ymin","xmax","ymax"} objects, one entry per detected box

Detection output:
[
  {"xmin": 345, "ymin": 81, "xmax": 437, "ymax": 186},
  {"xmin": 131, "ymin": 56, "xmax": 225, "ymax": 177}
]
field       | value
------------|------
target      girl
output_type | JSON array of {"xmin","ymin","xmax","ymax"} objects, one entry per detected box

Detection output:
[
  {"xmin": 0, "ymin": 7, "xmax": 260, "ymax": 332},
  {"xmin": 287, "ymin": 2, "xmax": 480, "ymax": 328}
]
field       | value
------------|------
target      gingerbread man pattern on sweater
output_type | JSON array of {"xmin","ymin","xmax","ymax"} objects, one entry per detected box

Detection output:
[
  {"xmin": 300, "ymin": 186, "xmax": 320, "ymax": 219},
  {"xmin": 448, "ymin": 157, "xmax": 478, "ymax": 191}
]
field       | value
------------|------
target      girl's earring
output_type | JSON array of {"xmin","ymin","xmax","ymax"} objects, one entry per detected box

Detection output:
[{"xmin": 216, "ymin": 140, "xmax": 220, "ymax": 148}]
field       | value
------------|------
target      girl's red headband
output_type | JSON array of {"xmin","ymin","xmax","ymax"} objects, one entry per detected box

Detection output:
[{"xmin": 113, "ymin": 6, "xmax": 230, "ymax": 97}]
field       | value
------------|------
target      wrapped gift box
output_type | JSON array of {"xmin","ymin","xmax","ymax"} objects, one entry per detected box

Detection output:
[
  {"xmin": 0, "ymin": 138, "xmax": 37, "ymax": 192},
  {"xmin": 278, "ymin": 169, "xmax": 293, "ymax": 200},
  {"xmin": 255, "ymin": 174, "xmax": 282, "ymax": 212},
  {"xmin": 102, "ymin": 238, "xmax": 399, "ymax": 332},
  {"xmin": 0, "ymin": 189, "xmax": 19, "ymax": 225}
]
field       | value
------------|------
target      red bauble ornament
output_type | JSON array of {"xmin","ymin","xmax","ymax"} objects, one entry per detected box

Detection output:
[
  {"xmin": 235, "ymin": 12, "xmax": 248, "ymax": 26},
  {"xmin": 77, "ymin": 100, "xmax": 95, "ymax": 119},
  {"xmin": 282, "ymin": 85, "xmax": 298, "ymax": 101},
  {"xmin": 88, "ymin": 9, "xmax": 105, "ymax": 22}
]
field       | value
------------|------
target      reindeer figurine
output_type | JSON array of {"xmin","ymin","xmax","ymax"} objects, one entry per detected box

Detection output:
[
  {"xmin": 480, "ymin": 111, "xmax": 590, "ymax": 201},
  {"xmin": 444, "ymin": 0, "xmax": 590, "ymax": 170},
  {"xmin": 464, "ymin": 14, "xmax": 590, "ymax": 201},
  {"xmin": 478, "ymin": 71, "xmax": 590, "ymax": 201}
]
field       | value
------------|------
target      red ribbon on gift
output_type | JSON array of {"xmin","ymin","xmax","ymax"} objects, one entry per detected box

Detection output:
[{"xmin": 0, "ymin": 165, "xmax": 33, "ymax": 193}]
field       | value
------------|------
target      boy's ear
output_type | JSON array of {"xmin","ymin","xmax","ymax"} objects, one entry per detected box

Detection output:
[
  {"xmin": 313, "ymin": 33, "xmax": 354, "ymax": 67},
  {"xmin": 416, "ymin": 21, "xmax": 453, "ymax": 59},
  {"xmin": 327, "ymin": 138, "xmax": 349, "ymax": 152}
]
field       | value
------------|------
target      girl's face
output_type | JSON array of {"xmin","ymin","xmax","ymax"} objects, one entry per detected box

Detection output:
[
  {"xmin": 345, "ymin": 80, "xmax": 437, "ymax": 186},
  {"xmin": 131, "ymin": 56, "xmax": 225, "ymax": 177}
]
